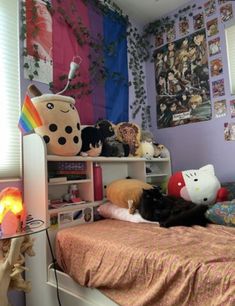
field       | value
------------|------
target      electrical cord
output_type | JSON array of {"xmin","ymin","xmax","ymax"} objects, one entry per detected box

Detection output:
[
  {"xmin": 46, "ymin": 228, "xmax": 62, "ymax": 306},
  {"xmin": 56, "ymin": 55, "xmax": 82, "ymax": 95}
]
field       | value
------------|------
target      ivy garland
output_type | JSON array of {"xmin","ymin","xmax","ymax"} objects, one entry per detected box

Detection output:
[
  {"xmin": 20, "ymin": 0, "xmax": 202, "ymax": 129},
  {"xmin": 21, "ymin": 0, "xmax": 41, "ymax": 81}
]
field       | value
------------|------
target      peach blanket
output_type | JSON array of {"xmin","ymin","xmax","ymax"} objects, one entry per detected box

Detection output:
[{"xmin": 56, "ymin": 220, "xmax": 235, "ymax": 306}]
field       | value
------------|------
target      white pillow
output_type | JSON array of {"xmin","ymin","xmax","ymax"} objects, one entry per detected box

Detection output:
[{"xmin": 97, "ymin": 202, "xmax": 159, "ymax": 224}]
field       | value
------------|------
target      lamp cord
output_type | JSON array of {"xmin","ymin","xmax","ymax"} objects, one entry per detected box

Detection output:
[{"xmin": 46, "ymin": 229, "xmax": 62, "ymax": 306}]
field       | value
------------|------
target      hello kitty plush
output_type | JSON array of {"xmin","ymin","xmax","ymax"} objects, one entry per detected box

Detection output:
[{"xmin": 167, "ymin": 164, "xmax": 228, "ymax": 205}]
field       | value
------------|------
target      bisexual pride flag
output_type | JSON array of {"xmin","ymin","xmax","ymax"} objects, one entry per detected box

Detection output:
[
  {"xmin": 18, "ymin": 95, "xmax": 42, "ymax": 134},
  {"xmin": 52, "ymin": 0, "xmax": 129, "ymax": 125}
]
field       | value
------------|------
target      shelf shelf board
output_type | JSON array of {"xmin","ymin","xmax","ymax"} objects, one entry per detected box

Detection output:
[
  {"xmin": 47, "ymin": 155, "xmax": 170, "ymax": 162},
  {"xmin": 146, "ymin": 173, "xmax": 168, "ymax": 178},
  {"xmin": 48, "ymin": 201, "xmax": 100, "ymax": 213},
  {"xmin": 48, "ymin": 179, "xmax": 92, "ymax": 185}
]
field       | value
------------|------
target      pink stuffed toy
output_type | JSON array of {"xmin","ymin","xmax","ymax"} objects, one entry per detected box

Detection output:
[{"xmin": 167, "ymin": 164, "xmax": 228, "ymax": 205}]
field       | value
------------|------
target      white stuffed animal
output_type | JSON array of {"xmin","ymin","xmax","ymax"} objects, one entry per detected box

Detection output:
[
  {"xmin": 167, "ymin": 164, "xmax": 228, "ymax": 205},
  {"xmin": 140, "ymin": 141, "xmax": 154, "ymax": 159}
]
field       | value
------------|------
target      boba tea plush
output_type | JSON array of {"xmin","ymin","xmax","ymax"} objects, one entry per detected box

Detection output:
[{"xmin": 28, "ymin": 85, "xmax": 82, "ymax": 156}]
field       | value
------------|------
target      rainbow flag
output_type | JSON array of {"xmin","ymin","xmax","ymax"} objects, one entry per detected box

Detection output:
[{"xmin": 18, "ymin": 95, "xmax": 42, "ymax": 134}]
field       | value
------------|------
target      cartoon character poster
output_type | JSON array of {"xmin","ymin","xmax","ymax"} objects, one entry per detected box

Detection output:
[{"xmin": 154, "ymin": 29, "xmax": 211, "ymax": 128}]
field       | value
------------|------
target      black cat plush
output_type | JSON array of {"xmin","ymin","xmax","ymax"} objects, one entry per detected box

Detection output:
[
  {"xmin": 95, "ymin": 119, "xmax": 129, "ymax": 157},
  {"xmin": 138, "ymin": 187, "xmax": 209, "ymax": 227}
]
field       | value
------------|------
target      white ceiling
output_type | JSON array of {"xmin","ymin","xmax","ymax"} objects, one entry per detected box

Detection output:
[{"xmin": 113, "ymin": 0, "xmax": 190, "ymax": 25}]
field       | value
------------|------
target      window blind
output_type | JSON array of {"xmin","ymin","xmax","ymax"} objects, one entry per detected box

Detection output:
[
  {"xmin": 225, "ymin": 23, "xmax": 235, "ymax": 95},
  {"xmin": 0, "ymin": 0, "xmax": 21, "ymax": 179}
]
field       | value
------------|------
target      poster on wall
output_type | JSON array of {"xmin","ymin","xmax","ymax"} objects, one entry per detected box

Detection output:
[
  {"xmin": 214, "ymin": 100, "xmax": 227, "ymax": 118},
  {"xmin": 24, "ymin": 0, "xmax": 52, "ymax": 84},
  {"xmin": 224, "ymin": 122, "xmax": 235, "ymax": 141},
  {"xmin": 154, "ymin": 29, "xmax": 211, "ymax": 128}
]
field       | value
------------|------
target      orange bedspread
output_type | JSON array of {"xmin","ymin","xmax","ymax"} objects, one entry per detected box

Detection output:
[{"xmin": 56, "ymin": 220, "xmax": 235, "ymax": 306}]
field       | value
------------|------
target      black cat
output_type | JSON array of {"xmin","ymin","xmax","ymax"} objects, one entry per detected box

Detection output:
[{"xmin": 138, "ymin": 187, "xmax": 209, "ymax": 227}]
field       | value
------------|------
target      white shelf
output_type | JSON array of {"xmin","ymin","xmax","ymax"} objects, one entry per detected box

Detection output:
[
  {"xmin": 146, "ymin": 173, "xmax": 169, "ymax": 178},
  {"xmin": 23, "ymin": 133, "xmax": 172, "ymax": 306},
  {"xmin": 48, "ymin": 179, "xmax": 92, "ymax": 186},
  {"xmin": 47, "ymin": 155, "xmax": 170, "ymax": 162}
]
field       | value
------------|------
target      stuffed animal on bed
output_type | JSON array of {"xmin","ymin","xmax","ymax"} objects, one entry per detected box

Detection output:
[
  {"xmin": 115, "ymin": 122, "xmax": 141, "ymax": 157},
  {"xmin": 167, "ymin": 164, "xmax": 228, "ymax": 205},
  {"xmin": 106, "ymin": 179, "xmax": 153, "ymax": 214},
  {"xmin": 27, "ymin": 85, "xmax": 82, "ymax": 156}
]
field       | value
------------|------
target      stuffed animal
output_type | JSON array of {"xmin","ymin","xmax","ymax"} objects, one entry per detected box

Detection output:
[
  {"xmin": 140, "ymin": 130, "xmax": 168, "ymax": 159},
  {"xmin": 167, "ymin": 164, "xmax": 228, "ymax": 205},
  {"xmin": 27, "ymin": 85, "xmax": 82, "ymax": 156},
  {"xmin": 153, "ymin": 143, "xmax": 169, "ymax": 158},
  {"xmin": 141, "ymin": 130, "xmax": 154, "ymax": 143},
  {"xmin": 115, "ymin": 122, "xmax": 141, "ymax": 157},
  {"xmin": 106, "ymin": 179, "xmax": 153, "ymax": 214},
  {"xmin": 140, "ymin": 141, "xmax": 154, "ymax": 159},
  {"xmin": 80, "ymin": 126, "xmax": 103, "ymax": 157},
  {"xmin": 95, "ymin": 119, "xmax": 129, "ymax": 157}
]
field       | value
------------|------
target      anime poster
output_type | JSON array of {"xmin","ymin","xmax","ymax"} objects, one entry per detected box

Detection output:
[
  {"xmin": 212, "ymin": 79, "xmax": 225, "ymax": 97},
  {"xmin": 218, "ymin": 0, "xmax": 230, "ymax": 6},
  {"xmin": 166, "ymin": 25, "xmax": 176, "ymax": 42},
  {"xmin": 210, "ymin": 58, "xmax": 223, "ymax": 77},
  {"xmin": 155, "ymin": 29, "xmax": 211, "ymax": 128},
  {"xmin": 193, "ymin": 13, "xmax": 204, "ymax": 31},
  {"xmin": 224, "ymin": 123, "xmax": 235, "ymax": 141},
  {"xmin": 179, "ymin": 17, "xmax": 189, "ymax": 36},
  {"xmin": 204, "ymin": 0, "xmax": 216, "ymax": 17},
  {"xmin": 214, "ymin": 100, "xmax": 227, "ymax": 118},
  {"xmin": 220, "ymin": 4, "xmax": 233, "ymax": 23},
  {"xmin": 206, "ymin": 18, "xmax": 219, "ymax": 37},
  {"xmin": 208, "ymin": 37, "xmax": 221, "ymax": 56},
  {"xmin": 24, "ymin": 0, "xmax": 52, "ymax": 84},
  {"xmin": 155, "ymin": 33, "xmax": 164, "ymax": 48},
  {"xmin": 230, "ymin": 100, "xmax": 235, "ymax": 118}
]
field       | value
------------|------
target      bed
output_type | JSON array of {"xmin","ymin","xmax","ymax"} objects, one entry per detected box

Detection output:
[{"xmin": 55, "ymin": 219, "xmax": 235, "ymax": 306}]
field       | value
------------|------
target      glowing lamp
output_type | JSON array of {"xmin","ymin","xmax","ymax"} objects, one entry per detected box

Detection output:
[{"xmin": 0, "ymin": 187, "xmax": 26, "ymax": 236}]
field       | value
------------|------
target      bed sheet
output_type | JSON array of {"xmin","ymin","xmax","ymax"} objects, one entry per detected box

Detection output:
[{"xmin": 56, "ymin": 219, "xmax": 235, "ymax": 306}]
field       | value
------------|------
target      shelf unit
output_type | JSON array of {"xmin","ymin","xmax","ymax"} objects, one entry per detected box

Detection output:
[
  {"xmin": 23, "ymin": 133, "xmax": 171, "ymax": 306},
  {"xmin": 23, "ymin": 134, "xmax": 171, "ymax": 228}
]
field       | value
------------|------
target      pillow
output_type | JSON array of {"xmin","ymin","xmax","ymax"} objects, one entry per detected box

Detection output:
[
  {"xmin": 32, "ymin": 94, "xmax": 82, "ymax": 156},
  {"xmin": 97, "ymin": 202, "xmax": 158, "ymax": 224},
  {"xmin": 205, "ymin": 201, "xmax": 235, "ymax": 227},
  {"xmin": 106, "ymin": 179, "xmax": 153, "ymax": 214}
]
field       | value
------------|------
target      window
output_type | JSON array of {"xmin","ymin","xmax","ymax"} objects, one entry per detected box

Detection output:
[
  {"xmin": 0, "ymin": 0, "xmax": 21, "ymax": 179},
  {"xmin": 225, "ymin": 22, "xmax": 235, "ymax": 95}
]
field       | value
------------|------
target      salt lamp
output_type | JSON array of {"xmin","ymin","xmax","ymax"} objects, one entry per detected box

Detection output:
[{"xmin": 0, "ymin": 187, "xmax": 26, "ymax": 235}]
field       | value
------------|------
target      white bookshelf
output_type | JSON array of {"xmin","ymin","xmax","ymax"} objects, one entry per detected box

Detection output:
[{"xmin": 23, "ymin": 133, "xmax": 171, "ymax": 306}]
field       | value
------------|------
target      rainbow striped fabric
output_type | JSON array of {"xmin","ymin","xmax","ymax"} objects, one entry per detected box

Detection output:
[{"xmin": 18, "ymin": 95, "xmax": 42, "ymax": 134}]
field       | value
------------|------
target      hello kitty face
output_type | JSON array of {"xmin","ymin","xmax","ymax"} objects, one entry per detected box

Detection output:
[{"xmin": 181, "ymin": 165, "xmax": 221, "ymax": 205}]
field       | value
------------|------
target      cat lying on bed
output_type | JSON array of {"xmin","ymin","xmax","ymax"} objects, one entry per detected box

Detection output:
[{"xmin": 138, "ymin": 187, "xmax": 210, "ymax": 227}]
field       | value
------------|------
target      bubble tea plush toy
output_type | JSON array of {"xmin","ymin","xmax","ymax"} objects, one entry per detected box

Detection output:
[{"xmin": 28, "ymin": 85, "xmax": 82, "ymax": 156}]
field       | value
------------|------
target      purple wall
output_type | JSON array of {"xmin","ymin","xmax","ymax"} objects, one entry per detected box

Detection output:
[{"xmin": 145, "ymin": 0, "xmax": 235, "ymax": 183}]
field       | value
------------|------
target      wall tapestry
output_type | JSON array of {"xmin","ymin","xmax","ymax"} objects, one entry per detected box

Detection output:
[
  {"xmin": 154, "ymin": 29, "xmax": 211, "ymax": 128},
  {"xmin": 23, "ymin": 0, "xmax": 129, "ymax": 125},
  {"xmin": 51, "ymin": 0, "xmax": 129, "ymax": 125}
]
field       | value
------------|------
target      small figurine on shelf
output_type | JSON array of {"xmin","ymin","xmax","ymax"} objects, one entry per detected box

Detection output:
[{"xmin": 63, "ymin": 184, "xmax": 81, "ymax": 203}]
